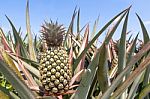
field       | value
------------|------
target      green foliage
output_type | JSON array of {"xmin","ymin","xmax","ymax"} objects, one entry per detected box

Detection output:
[{"xmin": 0, "ymin": 1, "xmax": 150, "ymax": 99}]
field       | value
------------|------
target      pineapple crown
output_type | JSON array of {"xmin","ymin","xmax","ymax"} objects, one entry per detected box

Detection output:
[{"xmin": 40, "ymin": 20, "xmax": 65, "ymax": 47}]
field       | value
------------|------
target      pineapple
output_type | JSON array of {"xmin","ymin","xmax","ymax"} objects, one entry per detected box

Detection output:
[{"xmin": 38, "ymin": 21, "xmax": 72, "ymax": 95}]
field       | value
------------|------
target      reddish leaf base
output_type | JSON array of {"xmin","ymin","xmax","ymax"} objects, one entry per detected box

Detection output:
[
  {"xmin": 44, "ymin": 89, "xmax": 76, "ymax": 96},
  {"xmin": 37, "ymin": 90, "xmax": 76, "ymax": 99}
]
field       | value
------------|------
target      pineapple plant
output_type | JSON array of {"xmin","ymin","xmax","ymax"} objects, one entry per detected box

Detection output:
[
  {"xmin": 0, "ymin": 1, "xmax": 150, "ymax": 99},
  {"xmin": 38, "ymin": 21, "xmax": 72, "ymax": 95}
]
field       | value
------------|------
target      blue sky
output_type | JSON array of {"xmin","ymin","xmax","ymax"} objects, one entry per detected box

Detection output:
[{"xmin": 0, "ymin": 0, "xmax": 150, "ymax": 40}]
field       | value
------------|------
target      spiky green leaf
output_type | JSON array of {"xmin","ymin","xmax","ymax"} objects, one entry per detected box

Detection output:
[
  {"xmin": 139, "ymin": 83, "xmax": 150, "ymax": 99},
  {"xmin": 111, "ymin": 56, "xmax": 150, "ymax": 99},
  {"xmin": 74, "ymin": 7, "xmax": 130, "ymax": 68},
  {"xmin": 97, "ymin": 44, "xmax": 109, "ymax": 93},
  {"xmin": 101, "ymin": 41, "xmax": 150, "ymax": 99},
  {"xmin": 6, "ymin": 16, "xmax": 28, "ymax": 58},
  {"xmin": 136, "ymin": 13, "xmax": 150, "ymax": 43},
  {"xmin": 117, "ymin": 9, "xmax": 129, "ymax": 74},
  {"xmin": 73, "ymin": 51, "xmax": 99, "ymax": 99},
  {"xmin": 26, "ymin": 0, "xmax": 37, "ymax": 61},
  {"xmin": 136, "ymin": 14, "xmax": 150, "ymax": 91},
  {"xmin": 0, "ymin": 61, "xmax": 35, "ymax": 99}
]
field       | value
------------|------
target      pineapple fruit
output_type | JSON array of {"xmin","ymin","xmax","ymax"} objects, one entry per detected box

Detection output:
[{"xmin": 38, "ymin": 21, "xmax": 72, "ymax": 95}]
